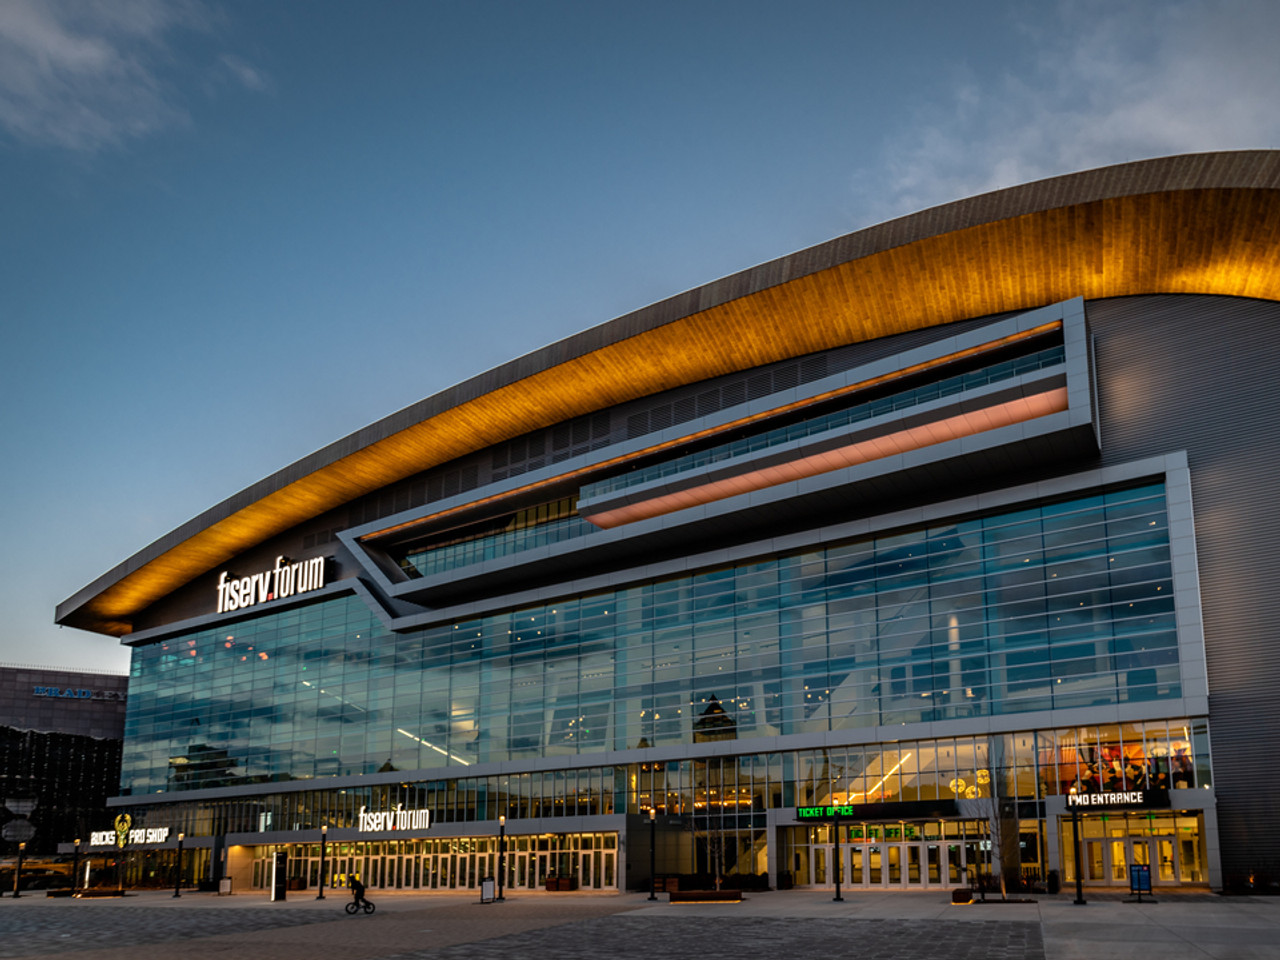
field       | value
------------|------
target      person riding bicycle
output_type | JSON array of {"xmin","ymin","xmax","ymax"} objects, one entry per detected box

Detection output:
[{"xmin": 349, "ymin": 876, "xmax": 367, "ymax": 907}]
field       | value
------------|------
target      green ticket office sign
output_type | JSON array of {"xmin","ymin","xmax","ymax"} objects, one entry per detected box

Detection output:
[{"xmin": 795, "ymin": 799, "xmax": 960, "ymax": 822}]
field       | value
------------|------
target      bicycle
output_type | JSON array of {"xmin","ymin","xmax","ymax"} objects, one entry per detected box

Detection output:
[{"xmin": 344, "ymin": 898, "xmax": 376, "ymax": 915}]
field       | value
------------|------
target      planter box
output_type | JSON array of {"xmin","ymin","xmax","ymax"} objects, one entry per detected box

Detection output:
[
  {"xmin": 951, "ymin": 888, "xmax": 974, "ymax": 904},
  {"xmin": 669, "ymin": 889, "xmax": 742, "ymax": 903}
]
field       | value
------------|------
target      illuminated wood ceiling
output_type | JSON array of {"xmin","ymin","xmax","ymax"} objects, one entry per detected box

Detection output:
[{"xmin": 57, "ymin": 151, "xmax": 1280, "ymax": 636}]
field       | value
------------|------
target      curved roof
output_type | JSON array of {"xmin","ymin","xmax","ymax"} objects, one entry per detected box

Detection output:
[{"xmin": 57, "ymin": 150, "xmax": 1280, "ymax": 637}]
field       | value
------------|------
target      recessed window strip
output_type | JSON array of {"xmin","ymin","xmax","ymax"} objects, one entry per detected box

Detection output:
[
  {"xmin": 399, "ymin": 497, "xmax": 593, "ymax": 579},
  {"xmin": 359, "ymin": 321, "xmax": 1062, "ymax": 547},
  {"xmin": 581, "ymin": 343, "xmax": 1065, "ymax": 501}
]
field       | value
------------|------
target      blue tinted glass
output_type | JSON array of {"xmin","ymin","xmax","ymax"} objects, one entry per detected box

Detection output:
[{"xmin": 123, "ymin": 482, "xmax": 1179, "ymax": 792}]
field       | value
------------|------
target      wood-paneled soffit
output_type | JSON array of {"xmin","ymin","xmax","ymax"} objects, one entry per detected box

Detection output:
[{"xmin": 56, "ymin": 151, "xmax": 1280, "ymax": 636}]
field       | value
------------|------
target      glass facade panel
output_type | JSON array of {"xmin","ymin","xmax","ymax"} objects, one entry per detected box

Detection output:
[{"xmin": 124, "ymin": 483, "xmax": 1177, "ymax": 793}]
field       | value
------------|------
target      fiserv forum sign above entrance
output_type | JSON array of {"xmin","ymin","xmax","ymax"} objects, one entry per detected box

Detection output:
[
  {"xmin": 357, "ymin": 804, "xmax": 431, "ymax": 833},
  {"xmin": 216, "ymin": 556, "xmax": 326, "ymax": 614}
]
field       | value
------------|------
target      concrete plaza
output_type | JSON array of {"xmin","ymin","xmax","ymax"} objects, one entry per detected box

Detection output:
[{"xmin": 2, "ymin": 888, "xmax": 1278, "ymax": 960}]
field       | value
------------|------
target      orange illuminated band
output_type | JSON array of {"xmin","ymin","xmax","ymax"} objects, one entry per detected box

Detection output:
[
  {"xmin": 585, "ymin": 387, "xmax": 1069, "ymax": 529},
  {"xmin": 362, "ymin": 323, "xmax": 1062, "ymax": 547}
]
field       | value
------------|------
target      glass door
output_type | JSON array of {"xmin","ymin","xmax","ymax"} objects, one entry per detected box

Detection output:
[
  {"xmin": 868, "ymin": 845, "xmax": 883, "ymax": 885},
  {"xmin": 886, "ymin": 844, "xmax": 901, "ymax": 884},
  {"xmin": 926, "ymin": 843, "xmax": 943, "ymax": 886},
  {"xmin": 1109, "ymin": 839, "xmax": 1129, "ymax": 883},
  {"xmin": 849, "ymin": 845, "xmax": 864, "ymax": 887},
  {"xmin": 1085, "ymin": 839, "xmax": 1105, "ymax": 882},
  {"xmin": 903, "ymin": 844, "xmax": 923, "ymax": 886},
  {"xmin": 1129, "ymin": 836, "xmax": 1179, "ymax": 885}
]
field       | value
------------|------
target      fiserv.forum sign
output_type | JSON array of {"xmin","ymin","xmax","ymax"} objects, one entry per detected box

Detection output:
[{"xmin": 216, "ymin": 556, "xmax": 325, "ymax": 614}]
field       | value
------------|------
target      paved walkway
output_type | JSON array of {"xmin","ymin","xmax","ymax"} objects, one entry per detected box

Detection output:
[{"xmin": 0, "ymin": 888, "xmax": 1277, "ymax": 960}]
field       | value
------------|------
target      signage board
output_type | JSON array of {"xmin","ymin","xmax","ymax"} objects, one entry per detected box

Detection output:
[
  {"xmin": 795, "ymin": 799, "xmax": 960, "ymax": 822},
  {"xmin": 797, "ymin": 805, "xmax": 859, "ymax": 820},
  {"xmin": 2, "ymin": 820, "xmax": 36, "ymax": 843},
  {"xmin": 88, "ymin": 813, "xmax": 170, "ymax": 848},
  {"xmin": 1065, "ymin": 789, "xmax": 1170, "ymax": 810},
  {"xmin": 31, "ymin": 687, "xmax": 126, "ymax": 702},
  {"xmin": 271, "ymin": 851, "xmax": 288, "ymax": 902},
  {"xmin": 357, "ymin": 804, "xmax": 431, "ymax": 833},
  {"xmin": 1129, "ymin": 863, "xmax": 1152, "ymax": 894},
  {"xmin": 216, "ymin": 556, "xmax": 325, "ymax": 614}
]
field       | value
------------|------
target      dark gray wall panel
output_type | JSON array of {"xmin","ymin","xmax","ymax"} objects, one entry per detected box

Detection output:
[{"xmin": 1088, "ymin": 294, "xmax": 1280, "ymax": 882}]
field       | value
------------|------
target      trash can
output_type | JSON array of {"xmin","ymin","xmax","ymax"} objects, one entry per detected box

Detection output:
[
  {"xmin": 479, "ymin": 877, "xmax": 495, "ymax": 903},
  {"xmin": 219, "ymin": 878, "xmax": 232, "ymax": 896}
]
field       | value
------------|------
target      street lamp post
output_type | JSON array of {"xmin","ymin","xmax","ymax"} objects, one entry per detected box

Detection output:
[
  {"xmin": 832, "ymin": 814, "xmax": 843, "ymax": 902},
  {"xmin": 316, "ymin": 825, "xmax": 328, "ymax": 900},
  {"xmin": 12, "ymin": 842, "xmax": 25, "ymax": 898},
  {"xmin": 497, "ymin": 815, "xmax": 506, "ymax": 902},
  {"xmin": 647, "ymin": 808, "xmax": 657, "ymax": 901},
  {"xmin": 72, "ymin": 839, "xmax": 81, "ymax": 896},
  {"xmin": 173, "ymin": 833, "xmax": 185, "ymax": 898},
  {"xmin": 1069, "ymin": 788, "xmax": 1086, "ymax": 905}
]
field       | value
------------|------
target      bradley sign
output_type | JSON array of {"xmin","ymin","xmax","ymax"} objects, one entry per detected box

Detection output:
[{"xmin": 216, "ymin": 556, "xmax": 326, "ymax": 614}]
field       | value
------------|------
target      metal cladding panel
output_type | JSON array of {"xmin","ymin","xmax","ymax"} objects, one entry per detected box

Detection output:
[{"xmin": 1087, "ymin": 294, "xmax": 1280, "ymax": 882}]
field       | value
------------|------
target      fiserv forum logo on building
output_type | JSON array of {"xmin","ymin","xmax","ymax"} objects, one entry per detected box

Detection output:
[{"xmin": 215, "ymin": 555, "xmax": 325, "ymax": 613}]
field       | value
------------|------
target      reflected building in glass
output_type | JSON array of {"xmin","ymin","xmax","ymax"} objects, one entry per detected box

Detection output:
[{"xmin": 57, "ymin": 152, "xmax": 1280, "ymax": 894}]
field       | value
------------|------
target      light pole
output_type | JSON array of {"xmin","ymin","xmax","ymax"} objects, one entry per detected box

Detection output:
[
  {"xmin": 72, "ymin": 839, "xmax": 81, "ymax": 896},
  {"xmin": 173, "ymin": 833, "xmax": 185, "ymax": 898},
  {"xmin": 12, "ymin": 842, "xmax": 25, "ymax": 898},
  {"xmin": 647, "ymin": 807, "xmax": 657, "ymax": 901},
  {"xmin": 497, "ymin": 815, "xmax": 506, "ymax": 902},
  {"xmin": 316, "ymin": 825, "xmax": 328, "ymax": 899},
  {"xmin": 1069, "ymin": 788, "xmax": 1086, "ymax": 905},
  {"xmin": 832, "ymin": 814, "xmax": 843, "ymax": 902}
]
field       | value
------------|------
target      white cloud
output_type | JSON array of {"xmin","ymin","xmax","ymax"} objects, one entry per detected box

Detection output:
[
  {"xmin": 217, "ymin": 52, "xmax": 269, "ymax": 93},
  {"xmin": 0, "ymin": 0, "xmax": 264, "ymax": 152},
  {"xmin": 857, "ymin": 0, "xmax": 1280, "ymax": 224}
]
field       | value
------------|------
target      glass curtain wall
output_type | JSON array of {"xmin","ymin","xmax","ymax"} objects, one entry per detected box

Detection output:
[
  {"xmin": 123, "ymin": 483, "xmax": 1178, "ymax": 793},
  {"xmin": 128, "ymin": 719, "xmax": 1208, "ymax": 840}
]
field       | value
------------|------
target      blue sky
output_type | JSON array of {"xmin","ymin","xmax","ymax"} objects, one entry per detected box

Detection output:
[{"xmin": 2, "ymin": 0, "xmax": 1278, "ymax": 674}]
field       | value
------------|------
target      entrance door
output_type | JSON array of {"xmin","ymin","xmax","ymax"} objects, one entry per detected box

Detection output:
[
  {"xmin": 926, "ymin": 843, "xmax": 943, "ymax": 886},
  {"xmin": 1117, "ymin": 837, "xmax": 1179, "ymax": 886},
  {"xmin": 902, "ymin": 844, "xmax": 923, "ymax": 886},
  {"xmin": 846, "ymin": 842, "xmax": 937, "ymax": 888},
  {"xmin": 1151, "ymin": 837, "xmax": 1178, "ymax": 884}
]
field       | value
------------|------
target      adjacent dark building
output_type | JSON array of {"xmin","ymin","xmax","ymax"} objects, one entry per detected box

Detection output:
[
  {"xmin": 55, "ymin": 151, "xmax": 1280, "ymax": 894},
  {"xmin": 0, "ymin": 665, "xmax": 127, "ymax": 856}
]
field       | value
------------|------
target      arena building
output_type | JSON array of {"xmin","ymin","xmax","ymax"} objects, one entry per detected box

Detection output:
[{"xmin": 55, "ymin": 151, "xmax": 1280, "ymax": 895}]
